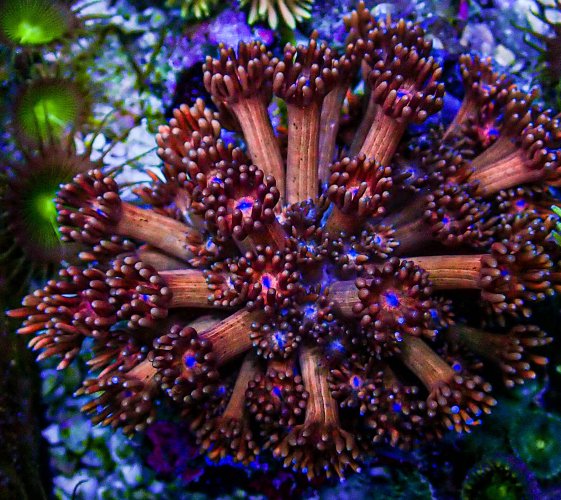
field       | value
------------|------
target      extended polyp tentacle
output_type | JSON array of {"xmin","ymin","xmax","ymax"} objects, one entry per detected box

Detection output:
[
  {"xmin": 204, "ymin": 41, "xmax": 285, "ymax": 203},
  {"xmin": 56, "ymin": 169, "xmax": 203, "ymax": 262},
  {"xmin": 446, "ymin": 323, "xmax": 552, "ymax": 388},
  {"xmin": 197, "ymin": 352, "xmax": 261, "ymax": 464},
  {"xmin": 398, "ymin": 334, "xmax": 496, "ymax": 434},
  {"xmin": 273, "ymin": 345, "xmax": 361, "ymax": 480},
  {"xmin": 352, "ymin": 19, "xmax": 444, "ymax": 164},
  {"xmin": 318, "ymin": 40, "xmax": 366, "ymax": 184},
  {"xmin": 273, "ymin": 33, "xmax": 339, "ymax": 203}
]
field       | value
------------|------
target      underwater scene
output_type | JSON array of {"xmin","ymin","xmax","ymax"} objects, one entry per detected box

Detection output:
[{"xmin": 1, "ymin": 0, "xmax": 561, "ymax": 498}]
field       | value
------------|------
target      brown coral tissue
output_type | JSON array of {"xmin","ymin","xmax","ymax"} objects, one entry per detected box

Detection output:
[{"xmin": 9, "ymin": 2, "xmax": 561, "ymax": 483}]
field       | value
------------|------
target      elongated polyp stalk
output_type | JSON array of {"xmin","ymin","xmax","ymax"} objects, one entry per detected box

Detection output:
[
  {"xmin": 286, "ymin": 102, "xmax": 321, "ymax": 203},
  {"xmin": 472, "ymin": 136, "xmax": 517, "ymax": 168},
  {"xmin": 349, "ymin": 94, "xmax": 379, "ymax": 156},
  {"xmin": 200, "ymin": 308, "xmax": 265, "ymax": 365},
  {"xmin": 390, "ymin": 218, "xmax": 429, "ymax": 255},
  {"xmin": 230, "ymin": 96, "xmax": 285, "ymax": 203},
  {"xmin": 187, "ymin": 314, "xmax": 225, "ymax": 332},
  {"xmin": 137, "ymin": 246, "xmax": 188, "ymax": 271},
  {"xmin": 116, "ymin": 203, "xmax": 198, "ymax": 261},
  {"xmin": 398, "ymin": 334, "xmax": 454, "ymax": 390},
  {"xmin": 323, "ymin": 204, "xmax": 363, "ymax": 237},
  {"xmin": 446, "ymin": 324, "xmax": 499, "ymax": 360},
  {"xmin": 222, "ymin": 352, "xmax": 259, "ymax": 418},
  {"xmin": 300, "ymin": 345, "xmax": 339, "ymax": 426},
  {"xmin": 158, "ymin": 269, "xmax": 216, "ymax": 308},
  {"xmin": 399, "ymin": 255, "xmax": 484, "ymax": 289},
  {"xmin": 126, "ymin": 357, "xmax": 158, "ymax": 386},
  {"xmin": 380, "ymin": 196, "xmax": 428, "ymax": 254},
  {"xmin": 328, "ymin": 279, "xmax": 363, "ymax": 317},
  {"xmin": 382, "ymin": 195, "xmax": 426, "ymax": 227},
  {"xmin": 470, "ymin": 147, "xmax": 545, "ymax": 196},
  {"xmin": 267, "ymin": 357, "xmax": 295, "ymax": 374},
  {"xmin": 442, "ymin": 96, "xmax": 476, "ymax": 140},
  {"xmin": 79, "ymin": 358, "xmax": 157, "ymax": 411},
  {"xmin": 447, "ymin": 323, "xmax": 549, "ymax": 364},
  {"xmin": 330, "ymin": 254, "xmax": 484, "ymax": 315},
  {"xmin": 318, "ymin": 84, "xmax": 348, "ymax": 184},
  {"xmin": 446, "ymin": 324, "xmax": 550, "ymax": 386},
  {"xmin": 358, "ymin": 106, "xmax": 408, "ymax": 165}
]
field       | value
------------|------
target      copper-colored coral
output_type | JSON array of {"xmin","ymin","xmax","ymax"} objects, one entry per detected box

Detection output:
[{"xmin": 9, "ymin": 7, "xmax": 561, "ymax": 484}]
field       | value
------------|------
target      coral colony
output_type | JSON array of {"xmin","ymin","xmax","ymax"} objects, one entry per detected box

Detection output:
[{"xmin": 9, "ymin": 2, "xmax": 561, "ymax": 482}]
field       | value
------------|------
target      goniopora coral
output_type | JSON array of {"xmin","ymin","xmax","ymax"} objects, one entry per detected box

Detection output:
[{"xmin": 9, "ymin": 2, "xmax": 561, "ymax": 482}]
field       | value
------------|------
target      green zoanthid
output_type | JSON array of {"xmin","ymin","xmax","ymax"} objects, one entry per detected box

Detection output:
[
  {"xmin": 462, "ymin": 457, "xmax": 537, "ymax": 500},
  {"xmin": 510, "ymin": 410, "xmax": 561, "ymax": 479},
  {"xmin": 0, "ymin": 0, "xmax": 70, "ymax": 46},
  {"xmin": 15, "ymin": 79, "xmax": 83, "ymax": 145}
]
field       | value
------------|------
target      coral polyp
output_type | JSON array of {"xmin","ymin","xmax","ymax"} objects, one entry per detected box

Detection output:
[
  {"xmin": 461, "ymin": 455, "xmax": 540, "ymax": 500},
  {"xmin": 509, "ymin": 410, "xmax": 561, "ymax": 479},
  {"xmin": 165, "ymin": 0, "xmax": 221, "ymax": 20},
  {"xmin": 3, "ymin": 142, "xmax": 90, "ymax": 263},
  {"xmin": 9, "ymin": 2, "xmax": 561, "ymax": 482},
  {"xmin": 0, "ymin": 0, "xmax": 74, "ymax": 47},
  {"xmin": 13, "ymin": 78, "xmax": 86, "ymax": 147},
  {"xmin": 0, "ymin": 138, "xmax": 96, "ymax": 291},
  {"xmin": 240, "ymin": 0, "xmax": 313, "ymax": 29}
]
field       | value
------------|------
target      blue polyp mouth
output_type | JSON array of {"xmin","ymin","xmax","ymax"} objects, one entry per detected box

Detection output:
[
  {"xmin": 184, "ymin": 354, "xmax": 197, "ymax": 368},
  {"xmin": 261, "ymin": 273, "xmax": 277, "ymax": 290},
  {"xmin": 384, "ymin": 290, "xmax": 400, "ymax": 308},
  {"xmin": 236, "ymin": 197, "xmax": 253, "ymax": 212},
  {"xmin": 273, "ymin": 330, "xmax": 286, "ymax": 349},
  {"xmin": 350, "ymin": 375, "xmax": 362, "ymax": 389},
  {"xmin": 515, "ymin": 198, "xmax": 527, "ymax": 211}
]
